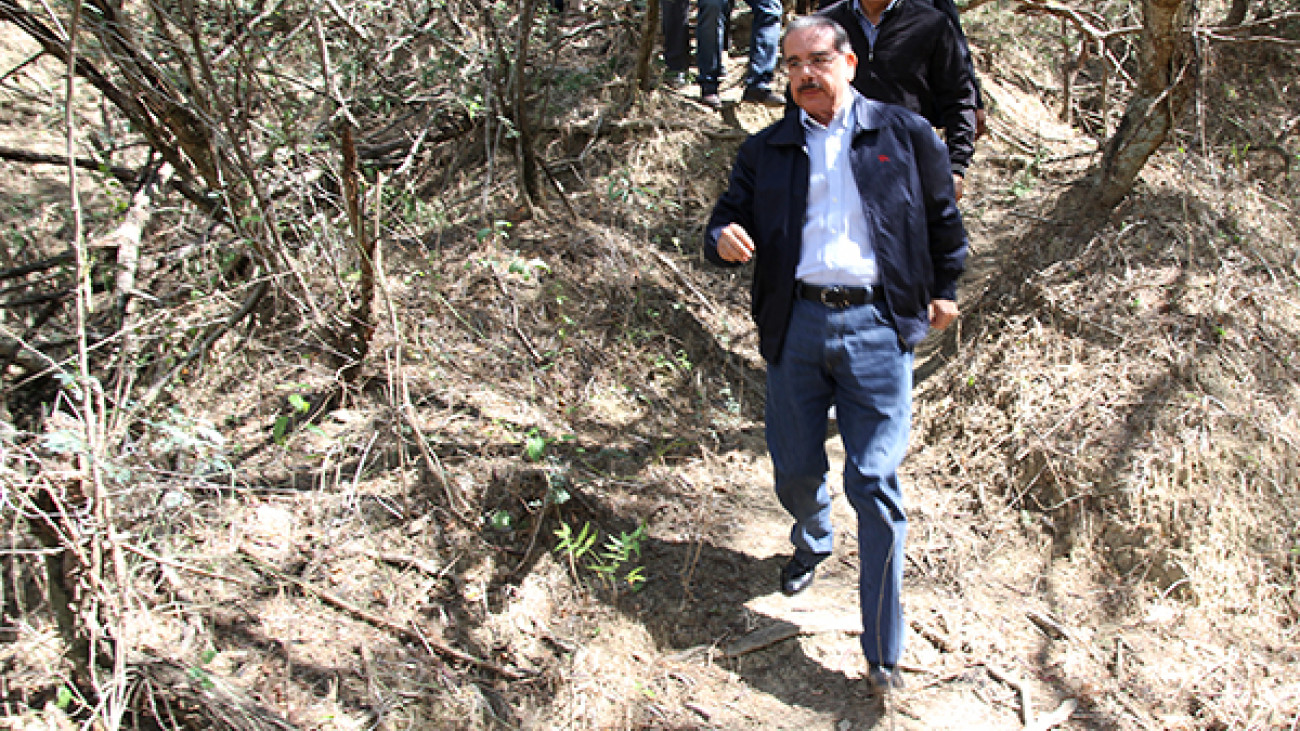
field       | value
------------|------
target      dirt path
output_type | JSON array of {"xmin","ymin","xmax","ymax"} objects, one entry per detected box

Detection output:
[{"xmin": 626, "ymin": 424, "xmax": 1036, "ymax": 730}]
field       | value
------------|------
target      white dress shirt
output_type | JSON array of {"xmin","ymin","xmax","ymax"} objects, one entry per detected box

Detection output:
[{"xmin": 796, "ymin": 98, "xmax": 878, "ymax": 287}]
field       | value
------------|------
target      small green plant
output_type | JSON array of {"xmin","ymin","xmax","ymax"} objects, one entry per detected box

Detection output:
[
  {"xmin": 507, "ymin": 257, "xmax": 550, "ymax": 280},
  {"xmin": 54, "ymin": 685, "xmax": 74, "ymax": 711},
  {"xmin": 273, "ymin": 391, "xmax": 313, "ymax": 445},
  {"xmin": 145, "ymin": 408, "xmax": 231, "ymax": 476},
  {"xmin": 1010, "ymin": 173, "xmax": 1037, "ymax": 198},
  {"xmin": 523, "ymin": 428, "xmax": 550, "ymax": 461},
  {"xmin": 521, "ymin": 429, "xmax": 573, "ymax": 462},
  {"xmin": 476, "ymin": 220, "xmax": 512, "ymax": 243},
  {"xmin": 488, "ymin": 509, "xmax": 514, "ymax": 531},
  {"xmin": 554, "ymin": 520, "xmax": 598, "ymax": 581},
  {"xmin": 186, "ymin": 666, "xmax": 216, "ymax": 690},
  {"xmin": 554, "ymin": 521, "xmax": 648, "ymax": 593}
]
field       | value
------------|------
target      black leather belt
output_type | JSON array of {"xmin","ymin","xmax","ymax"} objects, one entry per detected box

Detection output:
[{"xmin": 797, "ymin": 282, "xmax": 882, "ymax": 308}]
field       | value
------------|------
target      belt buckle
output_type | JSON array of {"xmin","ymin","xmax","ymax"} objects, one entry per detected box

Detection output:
[{"xmin": 820, "ymin": 285, "xmax": 846, "ymax": 308}]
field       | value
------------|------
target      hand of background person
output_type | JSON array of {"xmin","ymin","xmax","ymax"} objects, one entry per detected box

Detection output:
[
  {"xmin": 975, "ymin": 108, "xmax": 988, "ymax": 140},
  {"xmin": 929, "ymin": 298, "xmax": 959, "ymax": 330},
  {"xmin": 716, "ymin": 223, "xmax": 755, "ymax": 263},
  {"xmin": 952, "ymin": 174, "xmax": 965, "ymax": 202}
]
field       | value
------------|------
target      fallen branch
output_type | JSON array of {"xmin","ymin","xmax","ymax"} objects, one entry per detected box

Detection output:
[
  {"xmin": 238, "ymin": 546, "xmax": 530, "ymax": 680},
  {"xmin": 1026, "ymin": 609, "xmax": 1072, "ymax": 641},
  {"xmin": 0, "ymin": 145, "xmax": 138, "ymax": 181},
  {"xmin": 122, "ymin": 278, "xmax": 270, "ymax": 423},
  {"xmin": 723, "ymin": 623, "xmax": 800, "ymax": 657},
  {"xmin": 0, "ymin": 145, "xmax": 217, "ymax": 215},
  {"xmin": 0, "ymin": 252, "xmax": 75, "ymax": 282},
  {"xmin": 984, "ymin": 662, "xmax": 1034, "ymax": 727},
  {"xmin": 1026, "ymin": 698, "xmax": 1078, "ymax": 731},
  {"xmin": 646, "ymin": 248, "xmax": 720, "ymax": 317},
  {"xmin": 120, "ymin": 542, "xmax": 255, "ymax": 587}
]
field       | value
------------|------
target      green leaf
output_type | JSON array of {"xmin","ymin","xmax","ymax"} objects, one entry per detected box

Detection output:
[
  {"xmin": 489, "ymin": 510, "xmax": 513, "ymax": 531},
  {"xmin": 625, "ymin": 566, "xmax": 647, "ymax": 590},
  {"xmin": 524, "ymin": 430, "xmax": 548, "ymax": 461},
  {"xmin": 272, "ymin": 415, "xmax": 291, "ymax": 444},
  {"xmin": 288, "ymin": 394, "xmax": 310, "ymax": 414},
  {"xmin": 55, "ymin": 685, "xmax": 73, "ymax": 710}
]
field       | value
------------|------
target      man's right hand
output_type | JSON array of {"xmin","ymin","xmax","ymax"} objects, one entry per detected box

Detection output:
[{"xmin": 717, "ymin": 223, "xmax": 756, "ymax": 263}]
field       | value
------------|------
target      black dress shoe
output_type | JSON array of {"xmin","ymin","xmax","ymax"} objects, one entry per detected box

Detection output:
[
  {"xmin": 780, "ymin": 557, "xmax": 818, "ymax": 596},
  {"xmin": 868, "ymin": 664, "xmax": 905, "ymax": 694},
  {"xmin": 742, "ymin": 85, "xmax": 786, "ymax": 107}
]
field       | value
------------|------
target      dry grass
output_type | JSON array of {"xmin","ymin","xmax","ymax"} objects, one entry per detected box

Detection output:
[{"xmin": 2, "ymin": 1, "xmax": 1299, "ymax": 729}]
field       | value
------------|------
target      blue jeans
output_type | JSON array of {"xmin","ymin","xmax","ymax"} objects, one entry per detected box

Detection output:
[
  {"xmin": 696, "ymin": 0, "xmax": 781, "ymax": 93},
  {"xmin": 766, "ymin": 297, "xmax": 912, "ymax": 667}
]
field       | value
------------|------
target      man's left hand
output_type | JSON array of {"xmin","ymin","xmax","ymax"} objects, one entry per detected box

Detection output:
[
  {"xmin": 952, "ymin": 174, "xmax": 964, "ymax": 202},
  {"xmin": 929, "ymin": 299, "xmax": 959, "ymax": 330}
]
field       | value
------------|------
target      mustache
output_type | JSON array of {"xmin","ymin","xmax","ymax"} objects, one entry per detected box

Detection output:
[{"xmin": 797, "ymin": 80, "xmax": 823, "ymax": 93}]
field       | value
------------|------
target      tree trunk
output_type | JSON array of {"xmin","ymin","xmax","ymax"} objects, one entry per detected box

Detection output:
[
  {"xmin": 1222, "ymin": 0, "xmax": 1249, "ymax": 26},
  {"xmin": 634, "ymin": 0, "xmax": 661, "ymax": 92},
  {"xmin": 513, "ymin": 0, "xmax": 543, "ymax": 206},
  {"xmin": 1093, "ymin": 0, "xmax": 1197, "ymax": 209}
]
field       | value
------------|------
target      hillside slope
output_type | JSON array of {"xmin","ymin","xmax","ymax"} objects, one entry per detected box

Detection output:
[{"xmin": 1, "ymin": 2, "xmax": 1298, "ymax": 730}]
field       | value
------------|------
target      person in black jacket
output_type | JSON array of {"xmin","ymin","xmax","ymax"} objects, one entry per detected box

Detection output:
[
  {"xmin": 820, "ymin": 0, "xmax": 979, "ymax": 199},
  {"xmin": 705, "ymin": 15, "xmax": 966, "ymax": 693}
]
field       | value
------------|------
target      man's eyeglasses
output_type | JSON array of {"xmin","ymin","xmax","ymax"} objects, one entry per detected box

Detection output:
[{"xmin": 781, "ymin": 51, "xmax": 840, "ymax": 73}]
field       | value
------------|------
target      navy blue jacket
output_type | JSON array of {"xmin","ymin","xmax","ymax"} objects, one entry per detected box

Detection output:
[
  {"xmin": 704, "ymin": 95, "xmax": 967, "ymax": 363},
  {"xmin": 821, "ymin": 0, "xmax": 979, "ymax": 175}
]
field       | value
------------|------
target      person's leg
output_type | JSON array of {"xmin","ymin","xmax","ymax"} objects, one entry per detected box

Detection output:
[
  {"xmin": 660, "ymin": 0, "xmax": 691, "ymax": 74},
  {"xmin": 742, "ymin": 0, "xmax": 782, "ymax": 90},
  {"xmin": 766, "ymin": 299, "xmax": 836, "ymax": 565},
  {"xmin": 696, "ymin": 0, "xmax": 728, "ymax": 96},
  {"xmin": 828, "ymin": 301, "xmax": 912, "ymax": 669}
]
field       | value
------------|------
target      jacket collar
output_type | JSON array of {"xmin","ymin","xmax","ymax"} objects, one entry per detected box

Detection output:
[{"xmin": 768, "ymin": 91, "xmax": 885, "ymax": 147}]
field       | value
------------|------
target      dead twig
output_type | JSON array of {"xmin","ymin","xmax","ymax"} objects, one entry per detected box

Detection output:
[
  {"xmin": 120, "ymin": 542, "xmax": 255, "ymax": 587},
  {"xmin": 984, "ymin": 662, "xmax": 1034, "ymax": 727},
  {"xmin": 493, "ymin": 272, "xmax": 546, "ymax": 365},
  {"xmin": 1025, "ymin": 609, "xmax": 1072, "ymax": 641},
  {"xmin": 646, "ymin": 248, "xmax": 720, "ymax": 317},
  {"xmin": 1025, "ymin": 699, "xmax": 1078, "ymax": 731},
  {"xmin": 723, "ymin": 623, "xmax": 800, "ymax": 658}
]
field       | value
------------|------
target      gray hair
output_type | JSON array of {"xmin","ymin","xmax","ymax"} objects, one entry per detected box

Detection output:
[{"xmin": 781, "ymin": 15, "xmax": 853, "ymax": 55}]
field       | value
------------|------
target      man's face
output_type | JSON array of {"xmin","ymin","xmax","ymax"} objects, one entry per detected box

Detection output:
[{"xmin": 783, "ymin": 27, "xmax": 857, "ymax": 126}]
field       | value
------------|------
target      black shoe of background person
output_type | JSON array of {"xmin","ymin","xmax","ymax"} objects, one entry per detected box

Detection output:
[
  {"xmin": 700, "ymin": 91, "xmax": 722, "ymax": 110},
  {"xmin": 742, "ymin": 85, "xmax": 786, "ymax": 107},
  {"xmin": 779, "ymin": 555, "xmax": 820, "ymax": 596}
]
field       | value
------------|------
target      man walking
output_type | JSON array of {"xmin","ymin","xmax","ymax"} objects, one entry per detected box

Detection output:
[
  {"xmin": 697, "ymin": 0, "xmax": 785, "ymax": 108},
  {"xmin": 820, "ymin": 0, "xmax": 979, "ymax": 198},
  {"xmin": 704, "ymin": 15, "xmax": 966, "ymax": 691},
  {"xmin": 661, "ymin": 0, "xmax": 692, "ymax": 88}
]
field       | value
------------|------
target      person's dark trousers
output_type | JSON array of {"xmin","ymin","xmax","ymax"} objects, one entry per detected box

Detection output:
[
  {"xmin": 698, "ymin": 0, "xmax": 781, "ymax": 94},
  {"xmin": 661, "ymin": 0, "xmax": 691, "ymax": 74}
]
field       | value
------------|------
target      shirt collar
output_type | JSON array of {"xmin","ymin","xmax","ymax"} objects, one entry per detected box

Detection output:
[
  {"xmin": 854, "ymin": 0, "xmax": 900, "ymax": 27},
  {"xmin": 799, "ymin": 90, "xmax": 859, "ymax": 134}
]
